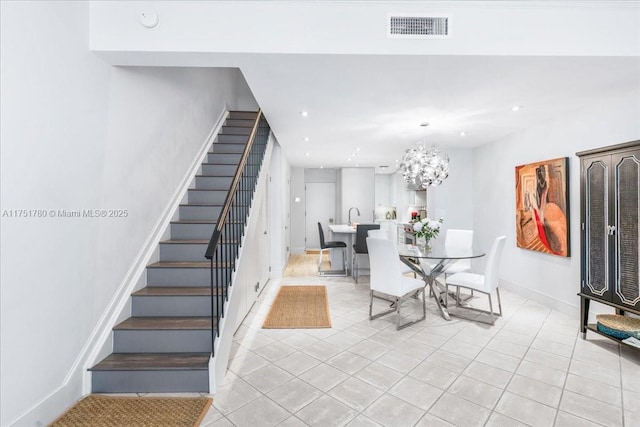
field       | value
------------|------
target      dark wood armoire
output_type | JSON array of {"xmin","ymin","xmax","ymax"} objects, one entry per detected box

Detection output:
[{"xmin": 577, "ymin": 140, "xmax": 640, "ymax": 348}]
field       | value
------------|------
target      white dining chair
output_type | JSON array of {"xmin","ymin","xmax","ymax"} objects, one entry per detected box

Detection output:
[
  {"xmin": 443, "ymin": 229, "xmax": 474, "ymax": 275},
  {"xmin": 445, "ymin": 235, "xmax": 506, "ymax": 325},
  {"xmin": 368, "ymin": 229, "xmax": 416, "ymax": 277},
  {"xmin": 442, "ymin": 229, "xmax": 474, "ymax": 298},
  {"xmin": 367, "ymin": 237, "xmax": 426, "ymax": 330},
  {"xmin": 367, "ymin": 229, "xmax": 388, "ymax": 239}
]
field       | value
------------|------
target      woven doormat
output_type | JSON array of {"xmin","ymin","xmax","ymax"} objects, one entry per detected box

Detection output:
[
  {"xmin": 262, "ymin": 285, "xmax": 331, "ymax": 328},
  {"xmin": 49, "ymin": 394, "xmax": 212, "ymax": 427}
]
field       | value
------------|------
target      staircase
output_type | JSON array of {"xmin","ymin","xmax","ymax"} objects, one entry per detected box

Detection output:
[{"xmin": 90, "ymin": 111, "xmax": 259, "ymax": 393}]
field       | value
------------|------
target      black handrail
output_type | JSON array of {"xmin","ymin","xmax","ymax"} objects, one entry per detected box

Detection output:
[{"xmin": 205, "ymin": 110, "xmax": 270, "ymax": 356}]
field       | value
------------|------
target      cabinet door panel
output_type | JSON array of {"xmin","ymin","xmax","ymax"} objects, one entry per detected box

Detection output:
[
  {"xmin": 612, "ymin": 150, "xmax": 640, "ymax": 309},
  {"xmin": 582, "ymin": 157, "xmax": 611, "ymax": 300}
]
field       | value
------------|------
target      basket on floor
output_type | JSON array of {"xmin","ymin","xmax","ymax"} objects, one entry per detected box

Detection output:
[{"xmin": 596, "ymin": 314, "xmax": 640, "ymax": 339}]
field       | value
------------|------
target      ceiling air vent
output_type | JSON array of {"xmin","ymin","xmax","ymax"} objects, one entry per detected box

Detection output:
[{"xmin": 387, "ymin": 14, "xmax": 451, "ymax": 39}]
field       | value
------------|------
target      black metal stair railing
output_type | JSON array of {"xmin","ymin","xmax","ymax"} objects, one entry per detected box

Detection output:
[{"xmin": 205, "ymin": 110, "xmax": 270, "ymax": 356}]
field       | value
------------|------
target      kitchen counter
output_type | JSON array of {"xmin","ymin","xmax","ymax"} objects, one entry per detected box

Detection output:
[{"xmin": 328, "ymin": 224, "xmax": 356, "ymax": 234}]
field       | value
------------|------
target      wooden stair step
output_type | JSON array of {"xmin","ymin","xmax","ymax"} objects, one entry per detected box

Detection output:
[
  {"xmin": 148, "ymin": 261, "xmax": 230, "ymax": 268},
  {"xmin": 161, "ymin": 239, "xmax": 239, "ymax": 244},
  {"xmin": 132, "ymin": 286, "xmax": 213, "ymax": 296},
  {"xmin": 114, "ymin": 316, "xmax": 212, "ymax": 330},
  {"xmin": 170, "ymin": 220, "xmax": 217, "ymax": 224},
  {"xmin": 148, "ymin": 261, "xmax": 210, "ymax": 268},
  {"xmin": 90, "ymin": 353, "xmax": 210, "ymax": 371},
  {"xmin": 228, "ymin": 111, "xmax": 258, "ymax": 119},
  {"xmin": 201, "ymin": 162, "xmax": 240, "ymax": 167}
]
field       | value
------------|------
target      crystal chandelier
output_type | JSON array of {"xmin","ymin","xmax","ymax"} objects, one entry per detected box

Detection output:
[{"xmin": 400, "ymin": 123, "xmax": 449, "ymax": 188}]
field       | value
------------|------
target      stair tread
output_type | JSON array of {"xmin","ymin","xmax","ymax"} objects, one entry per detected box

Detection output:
[
  {"xmin": 171, "ymin": 220, "xmax": 218, "ymax": 224},
  {"xmin": 179, "ymin": 203, "xmax": 224, "ymax": 207},
  {"xmin": 213, "ymin": 140, "xmax": 248, "ymax": 144},
  {"xmin": 148, "ymin": 261, "xmax": 211, "ymax": 268},
  {"xmin": 90, "ymin": 353, "xmax": 210, "ymax": 371},
  {"xmin": 115, "ymin": 316, "xmax": 212, "ymax": 330},
  {"xmin": 161, "ymin": 239, "xmax": 239, "ymax": 244},
  {"xmin": 133, "ymin": 286, "xmax": 213, "ymax": 296},
  {"xmin": 161, "ymin": 239, "xmax": 210, "ymax": 244}
]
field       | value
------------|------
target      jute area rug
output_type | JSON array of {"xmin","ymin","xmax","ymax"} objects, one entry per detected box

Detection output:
[
  {"xmin": 262, "ymin": 285, "xmax": 331, "ymax": 329},
  {"xmin": 49, "ymin": 394, "xmax": 212, "ymax": 427}
]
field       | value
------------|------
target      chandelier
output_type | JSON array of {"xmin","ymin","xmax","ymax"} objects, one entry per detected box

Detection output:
[{"xmin": 400, "ymin": 123, "xmax": 449, "ymax": 188}]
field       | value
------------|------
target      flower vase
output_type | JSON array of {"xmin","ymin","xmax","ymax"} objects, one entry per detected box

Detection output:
[{"xmin": 416, "ymin": 236, "xmax": 431, "ymax": 251}]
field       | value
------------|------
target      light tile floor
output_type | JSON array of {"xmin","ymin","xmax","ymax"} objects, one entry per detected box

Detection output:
[{"xmin": 199, "ymin": 275, "xmax": 640, "ymax": 427}]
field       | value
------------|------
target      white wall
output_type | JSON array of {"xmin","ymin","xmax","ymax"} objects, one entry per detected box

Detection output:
[
  {"xmin": 0, "ymin": 2, "xmax": 256, "ymax": 425},
  {"xmin": 289, "ymin": 167, "xmax": 306, "ymax": 254},
  {"xmin": 340, "ymin": 168, "xmax": 375, "ymax": 223},
  {"xmin": 374, "ymin": 174, "xmax": 391, "ymax": 207},
  {"xmin": 473, "ymin": 88, "xmax": 640, "ymax": 315},
  {"xmin": 269, "ymin": 140, "xmax": 291, "ymax": 276},
  {"xmin": 427, "ymin": 147, "xmax": 475, "ymax": 231}
]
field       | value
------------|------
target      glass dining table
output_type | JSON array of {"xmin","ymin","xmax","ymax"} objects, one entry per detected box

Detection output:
[{"xmin": 397, "ymin": 244, "xmax": 486, "ymax": 320}]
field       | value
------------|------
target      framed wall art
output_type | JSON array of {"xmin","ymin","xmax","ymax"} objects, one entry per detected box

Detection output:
[{"xmin": 515, "ymin": 157, "xmax": 570, "ymax": 257}]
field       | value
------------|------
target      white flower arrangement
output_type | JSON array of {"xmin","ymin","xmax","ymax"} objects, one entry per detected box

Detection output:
[{"xmin": 413, "ymin": 217, "xmax": 444, "ymax": 241}]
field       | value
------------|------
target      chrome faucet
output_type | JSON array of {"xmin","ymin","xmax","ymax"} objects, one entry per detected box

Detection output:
[{"xmin": 348, "ymin": 207, "xmax": 360, "ymax": 226}]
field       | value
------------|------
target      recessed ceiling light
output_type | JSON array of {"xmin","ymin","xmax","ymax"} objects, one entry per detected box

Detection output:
[
  {"xmin": 351, "ymin": 152, "xmax": 357, "ymax": 157},
  {"xmin": 355, "ymin": 163, "xmax": 359, "ymax": 167},
  {"xmin": 356, "ymin": 147, "xmax": 361, "ymax": 151},
  {"xmin": 305, "ymin": 152, "xmax": 310, "ymax": 156},
  {"xmin": 512, "ymin": 105, "xmax": 523, "ymax": 112},
  {"xmin": 320, "ymin": 165, "xmax": 324, "ymax": 169},
  {"xmin": 304, "ymin": 137, "xmax": 309, "ymax": 142},
  {"xmin": 460, "ymin": 131, "xmax": 467, "ymax": 137},
  {"xmin": 300, "ymin": 111, "xmax": 309, "ymax": 117},
  {"xmin": 347, "ymin": 158, "xmax": 352, "ymax": 162}
]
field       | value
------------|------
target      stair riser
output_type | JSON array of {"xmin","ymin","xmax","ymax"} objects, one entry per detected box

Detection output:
[
  {"xmin": 187, "ymin": 190, "xmax": 228, "ymax": 205},
  {"xmin": 147, "ymin": 267, "xmax": 219, "ymax": 286},
  {"xmin": 92, "ymin": 370, "xmax": 208, "ymax": 393},
  {"xmin": 207, "ymin": 153, "xmax": 241, "ymax": 164},
  {"xmin": 201, "ymin": 164, "xmax": 238, "ymax": 176},
  {"xmin": 159, "ymin": 242, "xmax": 236, "ymax": 262},
  {"xmin": 160, "ymin": 242, "xmax": 209, "ymax": 261},
  {"xmin": 179, "ymin": 205, "xmax": 223, "ymax": 221},
  {"xmin": 210, "ymin": 143, "xmax": 245, "ymax": 154},
  {"xmin": 221, "ymin": 126, "xmax": 251, "ymax": 135},
  {"xmin": 195, "ymin": 176, "xmax": 233, "ymax": 190},
  {"xmin": 225, "ymin": 119, "xmax": 254, "ymax": 127},
  {"xmin": 132, "ymin": 296, "xmax": 213, "ymax": 317},
  {"xmin": 170, "ymin": 222, "xmax": 216, "ymax": 240},
  {"xmin": 217, "ymin": 134, "xmax": 248, "ymax": 143},
  {"xmin": 228, "ymin": 111, "xmax": 258, "ymax": 120},
  {"xmin": 114, "ymin": 330, "xmax": 212, "ymax": 353}
]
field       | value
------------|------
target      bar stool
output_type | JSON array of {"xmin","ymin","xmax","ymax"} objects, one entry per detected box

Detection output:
[
  {"xmin": 317, "ymin": 222, "xmax": 348, "ymax": 276},
  {"xmin": 352, "ymin": 224, "xmax": 380, "ymax": 283}
]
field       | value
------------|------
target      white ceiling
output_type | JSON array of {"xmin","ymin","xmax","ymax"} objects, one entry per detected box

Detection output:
[
  {"xmin": 89, "ymin": 1, "xmax": 640, "ymax": 173},
  {"xmin": 240, "ymin": 54, "xmax": 640, "ymax": 172}
]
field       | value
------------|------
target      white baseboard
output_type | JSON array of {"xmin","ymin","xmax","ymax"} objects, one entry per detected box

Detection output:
[{"xmin": 500, "ymin": 279, "xmax": 580, "ymax": 318}]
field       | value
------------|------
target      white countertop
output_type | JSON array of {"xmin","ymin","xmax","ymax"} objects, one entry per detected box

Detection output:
[{"xmin": 328, "ymin": 224, "xmax": 356, "ymax": 233}]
